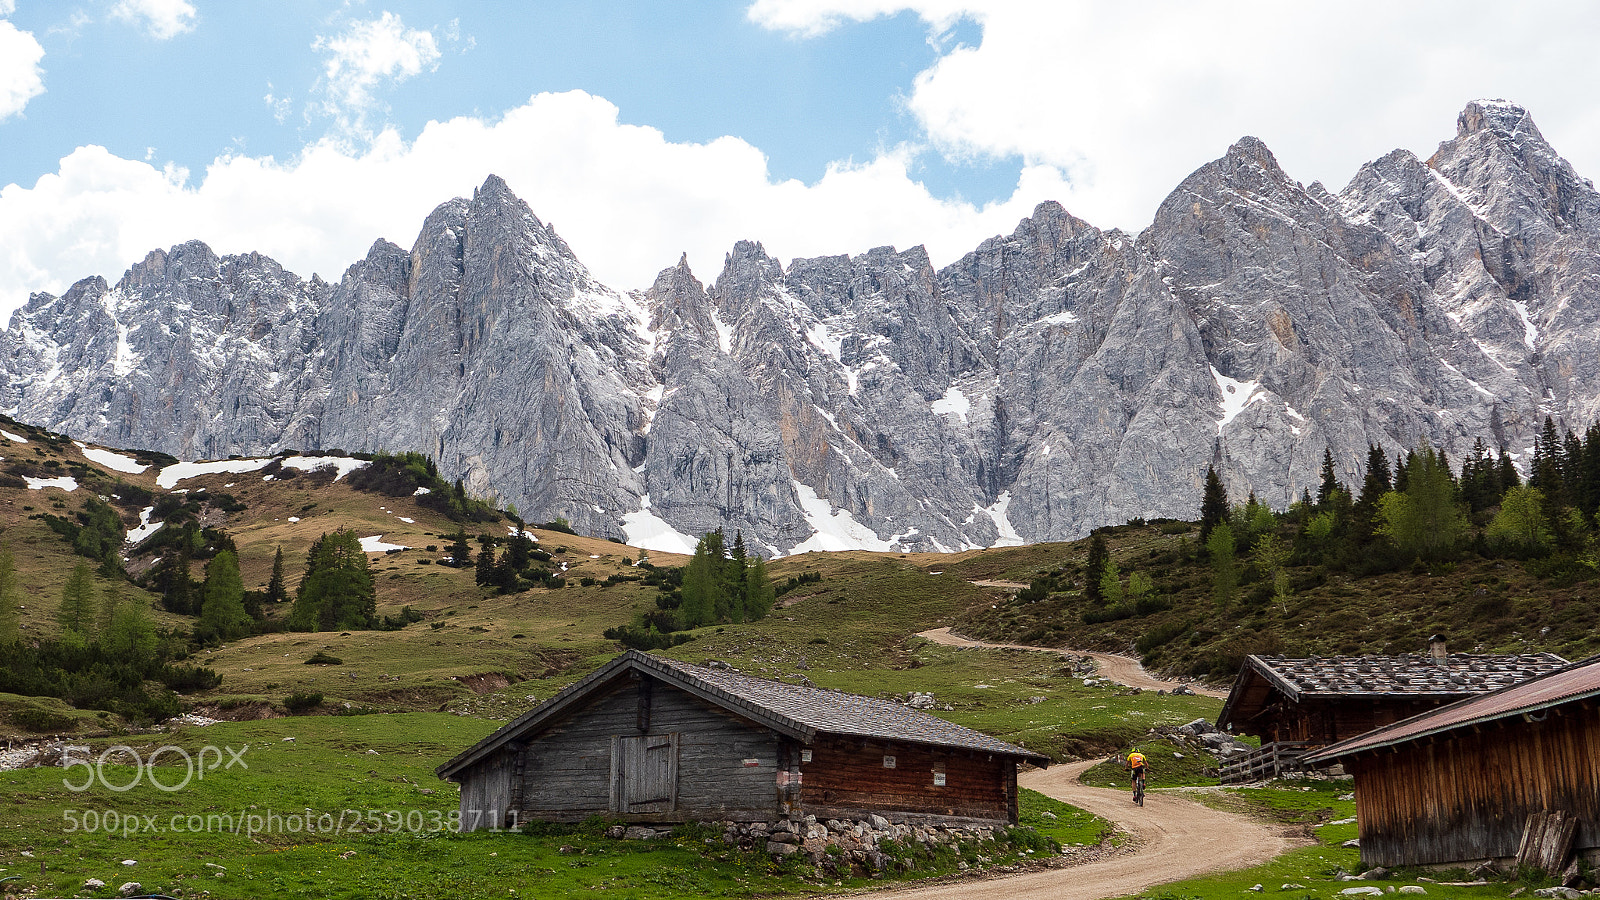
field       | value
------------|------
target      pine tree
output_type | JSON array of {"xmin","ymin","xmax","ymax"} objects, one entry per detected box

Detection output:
[
  {"xmin": 103, "ymin": 596, "xmax": 157, "ymax": 661},
  {"xmin": 0, "ymin": 545, "xmax": 18, "ymax": 644},
  {"xmin": 201, "ymin": 550, "xmax": 252, "ymax": 641},
  {"xmin": 265, "ymin": 547, "xmax": 288, "ymax": 604},
  {"xmin": 742, "ymin": 555, "xmax": 775, "ymax": 622},
  {"xmin": 1084, "ymin": 531, "xmax": 1109, "ymax": 605},
  {"xmin": 1206, "ymin": 523, "xmax": 1236, "ymax": 609},
  {"xmin": 97, "ymin": 583, "xmax": 121, "ymax": 639},
  {"xmin": 447, "ymin": 530, "xmax": 472, "ymax": 568},
  {"xmin": 1317, "ymin": 449, "xmax": 1342, "ymax": 507},
  {"xmin": 1099, "ymin": 558, "xmax": 1124, "ymax": 607},
  {"xmin": 1199, "ymin": 467, "xmax": 1229, "ymax": 543},
  {"xmin": 290, "ymin": 530, "xmax": 377, "ymax": 631},
  {"xmin": 1377, "ymin": 443, "xmax": 1468, "ymax": 559},
  {"xmin": 58, "ymin": 560, "xmax": 97, "ymax": 637},
  {"xmin": 475, "ymin": 541, "xmax": 497, "ymax": 587},
  {"xmin": 1357, "ymin": 444, "xmax": 1393, "ymax": 507}
]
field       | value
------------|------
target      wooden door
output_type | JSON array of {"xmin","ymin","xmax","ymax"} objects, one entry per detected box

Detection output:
[{"xmin": 611, "ymin": 733, "xmax": 678, "ymax": 814}]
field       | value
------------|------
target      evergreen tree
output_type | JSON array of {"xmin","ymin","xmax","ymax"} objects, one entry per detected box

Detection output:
[
  {"xmin": 201, "ymin": 550, "xmax": 252, "ymax": 641},
  {"xmin": 677, "ymin": 529, "xmax": 771, "ymax": 629},
  {"xmin": 1377, "ymin": 443, "xmax": 1468, "ymax": 559},
  {"xmin": 1357, "ymin": 444, "xmax": 1393, "ymax": 507},
  {"xmin": 149, "ymin": 549, "xmax": 197, "ymax": 615},
  {"xmin": 58, "ymin": 560, "xmax": 98, "ymax": 637},
  {"xmin": 102, "ymin": 596, "xmax": 157, "ymax": 661},
  {"xmin": 290, "ymin": 531, "xmax": 377, "ymax": 631},
  {"xmin": 475, "ymin": 541, "xmax": 497, "ymax": 587},
  {"xmin": 1317, "ymin": 448, "xmax": 1342, "ymax": 507},
  {"xmin": 1084, "ymin": 531, "xmax": 1110, "ymax": 605},
  {"xmin": 1099, "ymin": 558, "xmax": 1124, "ymax": 607},
  {"xmin": 1497, "ymin": 449, "xmax": 1521, "ymax": 495},
  {"xmin": 0, "ymin": 545, "xmax": 18, "ymax": 644},
  {"xmin": 493, "ymin": 554, "xmax": 519, "ymax": 593},
  {"xmin": 97, "ymin": 583, "xmax": 121, "ymax": 639},
  {"xmin": 1206, "ymin": 523, "xmax": 1237, "ymax": 608},
  {"xmin": 446, "ymin": 530, "xmax": 473, "ymax": 568},
  {"xmin": 742, "ymin": 555, "xmax": 775, "ymax": 621},
  {"xmin": 507, "ymin": 531, "xmax": 533, "ymax": 571},
  {"xmin": 265, "ymin": 547, "xmax": 288, "ymax": 604},
  {"xmin": 1199, "ymin": 467, "xmax": 1229, "ymax": 543}
]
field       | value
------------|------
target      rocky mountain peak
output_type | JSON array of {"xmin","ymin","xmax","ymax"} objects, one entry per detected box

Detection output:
[
  {"xmin": 7, "ymin": 101, "xmax": 1600, "ymax": 552},
  {"xmin": 1456, "ymin": 98, "xmax": 1537, "ymax": 140}
]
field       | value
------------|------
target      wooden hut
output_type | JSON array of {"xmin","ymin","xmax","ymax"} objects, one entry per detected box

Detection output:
[
  {"xmin": 1307, "ymin": 655, "xmax": 1600, "ymax": 871},
  {"xmin": 1216, "ymin": 638, "xmax": 1565, "ymax": 782},
  {"xmin": 435, "ymin": 650, "xmax": 1048, "ymax": 832}
]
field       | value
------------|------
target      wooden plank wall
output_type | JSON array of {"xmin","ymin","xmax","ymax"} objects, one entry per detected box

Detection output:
[
  {"xmin": 457, "ymin": 753, "xmax": 515, "ymax": 832},
  {"xmin": 515, "ymin": 675, "xmax": 781, "ymax": 823},
  {"xmin": 1349, "ymin": 706, "xmax": 1600, "ymax": 867},
  {"xmin": 799, "ymin": 734, "xmax": 1013, "ymax": 824},
  {"xmin": 1264, "ymin": 697, "xmax": 1461, "ymax": 744}
]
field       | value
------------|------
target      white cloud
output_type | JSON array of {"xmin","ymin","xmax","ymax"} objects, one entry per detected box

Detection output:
[
  {"xmin": 747, "ymin": 0, "xmax": 976, "ymax": 37},
  {"xmin": 312, "ymin": 11, "xmax": 441, "ymax": 134},
  {"xmin": 0, "ymin": 19, "xmax": 45, "ymax": 120},
  {"xmin": 747, "ymin": 0, "xmax": 1600, "ymax": 234},
  {"xmin": 0, "ymin": 90, "xmax": 1069, "ymax": 319},
  {"xmin": 0, "ymin": 2, "xmax": 16, "ymax": 16},
  {"xmin": 110, "ymin": 0, "xmax": 197, "ymax": 40}
]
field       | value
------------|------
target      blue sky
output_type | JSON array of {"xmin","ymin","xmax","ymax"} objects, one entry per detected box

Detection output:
[{"xmin": 3, "ymin": 1, "xmax": 1600, "ymax": 316}]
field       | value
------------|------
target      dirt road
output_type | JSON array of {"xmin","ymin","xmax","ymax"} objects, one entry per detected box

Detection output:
[
  {"xmin": 875, "ymin": 760, "xmax": 1301, "ymax": 900},
  {"xmin": 914, "ymin": 627, "xmax": 1229, "ymax": 699}
]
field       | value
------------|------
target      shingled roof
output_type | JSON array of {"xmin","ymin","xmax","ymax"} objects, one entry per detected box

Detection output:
[
  {"xmin": 1307, "ymin": 655, "xmax": 1600, "ymax": 764},
  {"xmin": 1219, "ymin": 651, "xmax": 1568, "ymax": 733},
  {"xmin": 437, "ymin": 650, "xmax": 1049, "ymax": 780}
]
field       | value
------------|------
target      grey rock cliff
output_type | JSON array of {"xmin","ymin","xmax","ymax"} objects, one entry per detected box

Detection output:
[{"xmin": 5, "ymin": 101, "xmax": 1599, "ymax": 551}]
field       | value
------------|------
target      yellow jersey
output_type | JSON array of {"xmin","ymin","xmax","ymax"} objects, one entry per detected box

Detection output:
[{"xmin": 1127, "ymin": 752, "xmax": 1146, "ymax": 769}]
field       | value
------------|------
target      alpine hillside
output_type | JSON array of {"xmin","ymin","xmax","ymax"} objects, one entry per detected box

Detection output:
[{"xmin": 4, "ymin": 99, "xmax": 1598, "ymax": 554}]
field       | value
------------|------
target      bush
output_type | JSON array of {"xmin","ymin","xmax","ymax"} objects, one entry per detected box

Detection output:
[
  {"xmin": 305, "ymin": 651, "xmax": 343, "ymax": 665},
  {"xmin": 284, "ymin": 692, "xmax": 324, "ymax": 713},
  {"xmin": 10, "ymin": 707, "xmax": 78, "ymax": 733},
  {"xmin": 159, "ymin": 665, "xmax": 223, "ymax": 693}
]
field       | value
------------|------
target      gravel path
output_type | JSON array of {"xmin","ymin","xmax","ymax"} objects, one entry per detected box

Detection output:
[
  {"xmin": 914, "ymin": 627, "xmax": 1229, "ymax": 699},
  {"xmin": 870, "ymin": 760, "xmax": 1302, "ymax": 900}
]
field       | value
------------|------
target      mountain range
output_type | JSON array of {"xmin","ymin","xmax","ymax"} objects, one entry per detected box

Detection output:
[{"xmin": 4, "ymin": 99, "xmax": 1597, "ymax": 555}]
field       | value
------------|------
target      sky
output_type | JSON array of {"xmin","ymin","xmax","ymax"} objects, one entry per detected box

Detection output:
[{"xmin": 3, "ymin": 1, "xmax": 1600, "ymax": 318}]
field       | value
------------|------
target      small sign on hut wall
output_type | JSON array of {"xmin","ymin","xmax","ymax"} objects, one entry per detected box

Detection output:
[
  {"xmin": 883, "ymin": 755, "xmax": 896, "ymax": 768},
  {"xmin": 933, "ymin": 772, "xmax": 947, "ymax": 786},
  {"xmin": 742, "ymin": 758, "xmax": 761, "ymax": 767},
  {"xmin": 800, "ymin": 749, "xmax": 812, "ymax": 763}
]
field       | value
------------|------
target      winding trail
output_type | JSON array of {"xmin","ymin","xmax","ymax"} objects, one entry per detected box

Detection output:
[
  {"xmin": 875, "ymin": 761, "xmax": 1303, "ymax": 900},
  {"xmin": 915, "ymin": 627, "xmax": 1229, "ymax": 699}
]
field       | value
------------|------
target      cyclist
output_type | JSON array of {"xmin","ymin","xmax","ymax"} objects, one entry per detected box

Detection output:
[{"xmin": 1127, "ymin": 750, "xmax": 1147, "ymax": 804}]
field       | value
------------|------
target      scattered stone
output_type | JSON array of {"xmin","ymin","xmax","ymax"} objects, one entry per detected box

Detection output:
[
  {"xmin": 905, "ymin": 692, "xmax": 935, "ymax": 709},
  {"xmin": 119, "ymin": 883, "xmax": 142, "ymax": 897},
  {"xmin": 121, "ymin": 859, "xmax": 137, "ymax": 866},
  {"xmin": 1398, "ymin": 887, "xmax": 1427, "ymax": 895},
  {"xmin": 84, "ymin": 879, "xmax": 106, "ymax": 889},
  {"xmin": 1342, "ymin": 839, "xmax": 1361, "ymax": 848},
  {"xmin": 621, "ymin": 826, "xmax": 658, "ymax": 840},
  {"xmin": 766, "ymin": 840, "xmax": 800, "ymax": 856},
  {"xmin": 605, "ymin": 825, "xmax": 626, "ymax": 839},
  {"xmin": 1339, "ymin": 887, "xmax": 1383, "ymax": 896},
  {"xmin": 1249, "ymin": 884, "xmax": 1264, "ymax": 892},
  {"xmin": 1359, "ymin": 867, "xmax": 1391, "ymax": 880},
  {"xmin": 1533, "ymin": 889, "xmax": 1582, "ymax": 899},
  {"xmin": 1281, "ymin": 884, "xmax": 1306, "ymax": 891}
]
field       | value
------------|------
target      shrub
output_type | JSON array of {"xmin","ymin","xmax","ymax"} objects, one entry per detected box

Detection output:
[
  {"xmin": 305, "ymin": 651, "xmax": 343, "ymax": 665},
  {"xmin": 284, "ymin": 692, "xmax": 324, "ymax": 713}
]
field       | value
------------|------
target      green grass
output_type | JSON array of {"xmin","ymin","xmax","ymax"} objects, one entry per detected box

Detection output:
[
  {"xmin": 1019, "ymin": 788, "xmax": 1114, "ymax": 847},
  {"xmin": 0, "ymin": 714, "xmax": 1081, "ymax": 899},
  {"xmin": 1080, "ymin": 740, "xmax": 1226, "ymax": 789}
]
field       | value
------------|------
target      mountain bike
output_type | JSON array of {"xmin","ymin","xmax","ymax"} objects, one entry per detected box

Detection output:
[{"xmin": 1132, "ymin": 770, "xmax": 1146, "ymax": 806}]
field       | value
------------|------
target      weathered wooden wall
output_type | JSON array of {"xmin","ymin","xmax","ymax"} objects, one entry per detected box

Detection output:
[
  {"xmin": 1256, "ymin": 696, "xmax": 1462, "ymax": 745},
  {"xmin": 1349, "ymin": 704, "xmax": 1600, "ymax": 867},
  {"xmin": 798, "ymin": 734, "xmax": 1015, "ymax": 825},
  {"xmin": 458, "ymin": 752, "xmax": 516, "ymax": 832},
  {"xmin": 511, "ymin": 674, "xmax": 781, "ymax": 825}
]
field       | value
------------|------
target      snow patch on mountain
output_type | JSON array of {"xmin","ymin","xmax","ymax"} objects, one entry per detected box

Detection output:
[
  {"xmin": 788, "ymin": 481, "xmax": 894, "ymax": 554},
  {"xmin": 620, "ymin": 495, "xmax": 699, "ymax": 555},
  {"xmin": 75, "ymin": 442, "xmax": 148, "ymax": 474}
]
